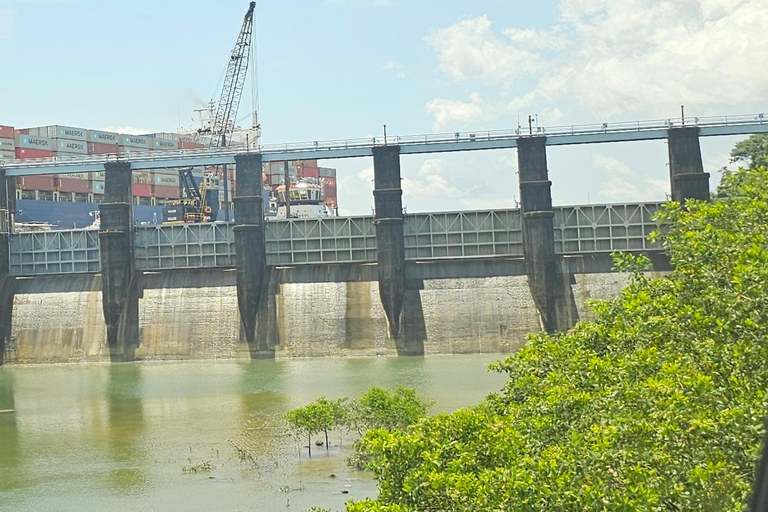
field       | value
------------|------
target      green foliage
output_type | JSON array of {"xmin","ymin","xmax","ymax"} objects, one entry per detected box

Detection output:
[
  {"xmin": 353, "ymin": 387, "xmax": 432, "ymax": 433},
  {"xmin": 731, "ymin": 134, "xmax": 768, "ymax": 170},
  {"xmin": 348, "ymin": 167, "xmax": 768, "ymax": 511},
  {"xmin": 286, "ymin": 397, "xmax": 349, "ymax": 456}
]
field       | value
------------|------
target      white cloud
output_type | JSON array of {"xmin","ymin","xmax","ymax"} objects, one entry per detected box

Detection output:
[
  {"xmin": 425, "ymin": 93, "xmax": 497, "ymax": 131},
  {"xmin": 425, "ymin": 1, "xmax": 768, "ymax": 128},
  {"xmin": 383, "ymin": 60, "xmax": 406, "ymax": 79},
  {"xmin": 425, "ymin": 15, "xmax": 545, "ymax": 86},
  {"xmin": 592, "ymin": 153, "xmax": 669, "ymax": 201},
  {"xmin": 402, "ymin": 159, "xmax": 464, "ymax": 200}
]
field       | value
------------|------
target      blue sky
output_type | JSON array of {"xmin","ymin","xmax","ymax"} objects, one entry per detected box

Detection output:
[{"xmin": 1, "ymin": 0, "xmax": 765, "ymax": 214}]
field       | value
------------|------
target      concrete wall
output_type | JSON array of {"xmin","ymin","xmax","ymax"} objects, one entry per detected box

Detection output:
[{"xmin": 3, "ymin": 261, "xmax": 648, "ymax": 364}]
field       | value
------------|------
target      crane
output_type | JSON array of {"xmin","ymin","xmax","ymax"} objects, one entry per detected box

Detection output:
[{"xmin": 164, "ymin": 2, "xmax": 257, "ymax": 225}]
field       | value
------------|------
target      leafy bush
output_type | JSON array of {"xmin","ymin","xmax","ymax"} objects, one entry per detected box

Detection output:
[{"xmin": 348, "ymin": 167, "xmax": 768, "ymax": 511}]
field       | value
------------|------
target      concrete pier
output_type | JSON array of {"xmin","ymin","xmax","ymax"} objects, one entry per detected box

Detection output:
[
  {"xmin": 99, "ymin": 161, "xmax": 139, "ymax": 362},
  {"xmin": 668, "ymin": 127, "xmax": 710, "ymax": 202},
  {"xmin": 372, "ymin": 145, "xmax": 418, "ymax": 353},
  {"xmin": 0, "ymin": 170, "xmax": 13, "ymax": 365},
  {"xmin": 233, "ymin": 153, "xmax": 271, "ymax": 358},
  {"xmin": 517, "ymin": 137, "xmax": 577, "ymax": 333}
]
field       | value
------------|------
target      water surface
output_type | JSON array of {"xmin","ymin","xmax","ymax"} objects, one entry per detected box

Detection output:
[{"xmin": 0, "ymin": 354, "xmax": 509, "ymax": 512}]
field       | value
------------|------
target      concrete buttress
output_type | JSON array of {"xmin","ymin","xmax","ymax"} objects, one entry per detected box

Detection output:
[
  {"xmin": 233, "ymin": 153, "xmax": 271, "ymax": 358},
  {"xmin": 99, "ymin": 161, "xmax": 140, "ymax": 362},
  {"xmin": 668, "ymin": 127, "xmax": 710, "ymax": 202},
  {"xmin": 517, "ymin": 137, "xmax": 578, "ymax": 333},
  {"xmin": 0, "ymin": 169, "xmax": 13, "ymax": 365},
  {"xmin": 372, "ymin": 145, "xmax": 409, "ymax": 346}
]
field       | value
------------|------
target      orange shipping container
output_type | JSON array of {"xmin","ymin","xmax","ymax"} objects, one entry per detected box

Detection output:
[
  {"xmin": 88, "ymin": 142, "xmax": 119, "ymax": 154},
  {"xmin": 0, "ymin": 126, "xmax": 13, "ymax": 139},
  {"xmin": 178, "ymin": 141, "xmax": 206, "ymax": 150},
  {"xmin": 21, "ymin": 175, "xmax": 54, "ymax": 191}
]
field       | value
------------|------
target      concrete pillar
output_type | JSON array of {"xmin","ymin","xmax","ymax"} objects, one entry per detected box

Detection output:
[
  {"xmin": 372, "ymin": 145, "xmax": 408, "ymax": 345},
  {"xmin": 233, "ymin": 153, "xmax": 270, "ymax": 358},
  {"xmin": 668, "ymin": 127, "xmax": 710, "ymax": 202},
  {"xmin": 517, "ymin": 137, "xmax": 576, "ymax": 334},
  {"xmin": 0, "ymin": 169, "xmax": 13, "ymax": 365},
  {"xmin": 99, "ymin": 162, "xmax": 139, "ymax": 361}
]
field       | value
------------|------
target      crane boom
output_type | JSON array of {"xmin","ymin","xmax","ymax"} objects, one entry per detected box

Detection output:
[{"xmin": 210, "ymin": 2, "xmax": 256, "ymax": 148}]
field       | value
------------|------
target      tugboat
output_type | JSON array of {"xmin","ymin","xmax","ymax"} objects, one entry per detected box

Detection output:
[{"xmin": 275, "ymin": 178, "xmax": 332, "ymax": 219}]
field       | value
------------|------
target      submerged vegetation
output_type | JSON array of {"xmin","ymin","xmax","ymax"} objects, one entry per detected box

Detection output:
[{"xmin": 342, "ymin": 166, "xmax": 768, "ymax": 511}]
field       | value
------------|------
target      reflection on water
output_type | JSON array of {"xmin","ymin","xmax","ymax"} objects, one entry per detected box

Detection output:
[
  {"xmin": 0, "ymin": 370, "xmax": 20, "ymax": 493},
  {"xmin": 0, "ymin": 354, "xmax": 508, "ymax": 512},
  {"xmin": 106, "ymin": 364, "xmax": 146, "ymax": 493}
]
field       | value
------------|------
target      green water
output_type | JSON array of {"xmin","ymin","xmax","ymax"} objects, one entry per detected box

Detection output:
[{"xmin": 0, "ymin": 354, "xmax": 509, "ymax": 512}]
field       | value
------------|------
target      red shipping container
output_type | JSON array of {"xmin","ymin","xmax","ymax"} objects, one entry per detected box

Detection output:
[
  {"xmin": 88, "ymin": 142, "xmax": 119, "ymax": 154},
  {"xmin": 324, "ymin": 187, "xmax": 337, "ymax": 198},
  {"xmin": 15, "ymin": 148, "xmax": 53, "ymax": 159},
  {"xmin": 132, "ymin": 184, "xmax": 152, "ymax": 197},
  {"xmin": 14, "ymin": 128, "xmax": 29, "ymax": 135},
  {"xmin": 321, "ymin": 177, "xmax": 337, "ymax": 189},
  {"xmin": 57, "ymin": 178, "xmax": 89, "ymax": 193},
  {"xmin": 0, "ymin": 126, "xmax": 13, "ymax": 139},
  {"xmin": 178, "ymin": 141, "xmax": 205, "ymax": 149},
  {"xmin": 21, "ymin": 175, "xmax": 54, "ymax": 191},
  {"xmin": 153, "ymin": 185, "xmax": 180, "ymax": 199},
  {"xmin": 299, "ymin": 166, "xmax": 319, "ymax": 178}
]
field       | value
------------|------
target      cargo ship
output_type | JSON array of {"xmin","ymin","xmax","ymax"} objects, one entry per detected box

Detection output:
[{"xmin": 0, "ymin": 123, "xmax": 338, "ymax": 228}]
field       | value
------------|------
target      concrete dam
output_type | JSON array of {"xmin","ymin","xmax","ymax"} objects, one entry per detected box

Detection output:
[{"xmin": 0, "ymin": 123, "xmax": 732, "ymax": 364}]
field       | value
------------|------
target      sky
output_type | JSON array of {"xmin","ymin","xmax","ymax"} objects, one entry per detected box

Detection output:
[{"xmin": 0, "ymin": 0, "xmax": 766, "ymax": 215}]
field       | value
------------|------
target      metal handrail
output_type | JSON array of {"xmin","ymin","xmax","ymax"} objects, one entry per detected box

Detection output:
[{"xmin": 1, "ymin": 113, "xmax": 764, "ymax": 171}]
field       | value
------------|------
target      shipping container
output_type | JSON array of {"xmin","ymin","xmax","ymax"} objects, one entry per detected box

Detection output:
[
  {"xmin": 15, "ymin": 147, "xmax": 54, "ymax": 159},
  {"xmin": 91, "ymin": 181, "xmax": 105, "ymax": 194},
  {"xmin": 178, "ymin": 140, "xmax": 206, "ymax": 149},
  {"xmin": 320, "ymin": 177, "xmax": 337, "ymax": 189},
  {"xmin": 121, "ymin": 134, "xmax": 151, "ymax": 149},
  {"xmin": 268, "ymin": 174, "xmax": 283, "ymax": 186},
  {"xmin": 147, "ymin": 132, "xmax": 179, "ymax": 140},
  {"xmin": 151, "ymin": 138, "xmax": 178, "ymax": 151},
  {"xmin": 176, "ymin": 134, "xmax": 198, "ymax": 143},
  {"xmin": 27, "ymin": 125, "xmax": 87, "ymax": 141},
  {"xmin": 132, "ymin": 172, "xmax": 152, "ymax": 185},
  {"xmin": 0, "ymin": 150, "xmax": 15, "ymax": 160},
  {"xmin": 57, "ymin": 178, "xmax": 89, "ymax": 193},
  {"xmin": 153, "ymin": 185, "xmax": 180, "ymax": 199},
  {"xmin": 299, "ymin": 166, "xmax": 319, "ymax": 178},
  {"xmin": 154, "ymin": 172, "xmax": 180, "ymax": 187},
  {"xmin": 319, "ymin": 167, "xmax": 337, "ymax": 178},
  {"xmin": 21, "ymin": 175, "xmax": 54, "ymax": 191},
  {"xmin": 53, "ymin": 139, "xmax": 88, "ymax": 154},
  {"xmin": 132, "ymin": 184, "xmax": 152, "ymax": 197},
  {"xmin": 0, "ymin": 138, "xmax": 14, "ymax": 150},
  {"xmin": 88, "ymin": 142, "xmax": 119, "ymax": 154},
  {"xmin": 15, "ymin": 135, "xmax": 53, "ymax": 151},
  {"xmin": 93, "ymin": 171, "xmax": 106, "ymax": 180},
  {"xmin": 0, "ymin": 125, "xmax": 14, "ymax": 139},
  {"xmin": 61, "ymin": 173, "xmax": 89, "ymax": 180},
  {"xmin": 87, "ymin": 130, "xmax": 120, "ymax": 144},
  {"xmin": 14, "ymin": 128, "xmax": 29, "ymax": 135}
]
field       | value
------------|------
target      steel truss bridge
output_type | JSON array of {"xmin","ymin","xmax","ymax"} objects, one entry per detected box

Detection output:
[
  {"xmin": 0, "ymin": 114, "xmax": 766, "ymax": 176},
  {"xmin": 8, "ymin": 202, "xmax": 663, "ymax": 276}
]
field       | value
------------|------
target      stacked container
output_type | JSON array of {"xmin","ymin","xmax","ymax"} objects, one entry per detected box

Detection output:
[
  {"xmin": 153, "ymin": 171, "xmax": 180, "ymax": 199},
  {"xmin": 0, "ymin": 125, "xmax": 15, "ymax": 161},
  {"xmin": 14, "ymin": 134, "xmax": 55, "ymax": 193}
]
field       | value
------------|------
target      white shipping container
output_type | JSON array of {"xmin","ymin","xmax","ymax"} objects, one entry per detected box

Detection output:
[
  {"xmin": 149, "ymin": 132, "xmax": 180, "ymax": 141},
  {"xmin": 0, "ymin": 149, "xmax": 15, "ymax": 160},
  {"xmin": 91, "ymin": 181, "xmax": 105, "ymax": 194},
  {"xmin": 151, "ymin": 138, "xmax": 178, "ymax": 151},
  {"xmin": 61, "ymin": 173, "xmax": 89, "ymax": 180},
  {"xmin": 53, "ymin": 139, "xmax": 88, "ymax": 155},
  {"xmin": 154, "ymin": 172, "xmax": 180, "ymax": 186},
  {"xmin": 27, "ymin": 125, "xmax": 87, "ymax": 141},
  {"xmin": 0, "ymin": 138, "xmax": 14, "ymax": 150},
  {"xmin": 87, "ymin": 130, "xmax": 120, "ymax": 144},
  {"xmin": 121, "ymin": 134, "xmax": 151, "ymax": 149},
  {"xmin": 94, "ymin": 171, "xmax": 106, "ymax": 180},
  {"xmin": 176, "ymin": 134, "xmax": 197, "ymax": 143},
  {"xmin": 15, "ymin": 135, "xmax": 53, "ymax": 150}
]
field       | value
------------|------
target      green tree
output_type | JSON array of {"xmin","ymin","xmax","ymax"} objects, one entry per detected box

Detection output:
[
  {"xmin": 352, "ymin": 387, "xmax": 431, "ymax": 434},
  {"xmin": 730, "ymin": 134, "xmax": 768, "ymax": 169},
  {"xmin": 347, "ymin": 167, "xmax": 768, "ymax": 511},
  {"xmin": 285, "ymin": 397, "xmax": 351, "ymax": 456}
]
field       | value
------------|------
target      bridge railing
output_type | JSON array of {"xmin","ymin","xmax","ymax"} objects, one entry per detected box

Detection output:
[{"xmin": 9, "ymin": 229, "xmax": 100, "ymax": 276}]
